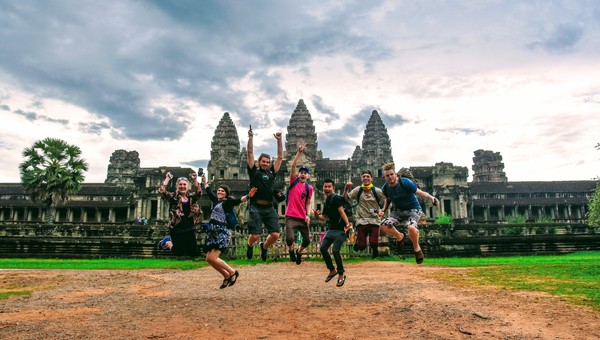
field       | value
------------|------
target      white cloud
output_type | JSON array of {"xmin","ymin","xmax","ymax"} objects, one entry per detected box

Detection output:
[{"xmin": 1, "ymin": 0, "xmax": 599, "ymax": 183}]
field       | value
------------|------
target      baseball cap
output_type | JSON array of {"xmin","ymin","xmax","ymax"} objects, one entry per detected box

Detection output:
[{"xmin": 298, "ymin": 165, "xmax": 310, "ymax": 173}]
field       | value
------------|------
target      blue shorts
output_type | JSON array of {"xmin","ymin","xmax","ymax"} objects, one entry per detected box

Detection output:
[{"xmin": 248, "ymin": 204, "xmax": 280, "ymax": 234}]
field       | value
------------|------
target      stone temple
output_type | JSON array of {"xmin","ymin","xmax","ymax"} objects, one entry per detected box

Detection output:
[{"xmin": 0, "ymin": 99, "xmax": 595, "ymax": 224}]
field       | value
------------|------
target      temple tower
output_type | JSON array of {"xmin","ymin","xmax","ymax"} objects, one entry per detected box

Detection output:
[
  {"xmin": 471, "ymin": 149, "xmax": 507, "ymax": 182},
  {"xmin": 284, "ymin": 99, "xmax": 320, "ymax": 174},
  {"xmin": 105, "ymin": 150, "xmax": 140, "ymax": 186},
  {"xmin": 207, "ymin": 112, "xmax": 243, "ymax": 180},
  {"xmin": 354, "ymin": 110, "xmax": 393, "ymax": 178}
]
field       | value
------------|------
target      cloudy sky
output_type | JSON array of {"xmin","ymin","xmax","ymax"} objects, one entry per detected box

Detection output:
[{"xmin": 1, "ymin": 0, "xmax": 599, "ymax": 183}]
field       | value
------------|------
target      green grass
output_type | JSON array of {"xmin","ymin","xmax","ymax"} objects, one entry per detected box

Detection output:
[
  {"xmin": 0, "ymin": 258, "xmax": 209, "ymax": 270},
  {"xmin": 1, "ymin": 252, "xmax": 598, "ymax": 309},
  {"xmin": 397, "ymin": 251, "xmax": 600, "ymax": 309}
]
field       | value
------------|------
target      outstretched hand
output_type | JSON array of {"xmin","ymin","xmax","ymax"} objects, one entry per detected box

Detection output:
[{"xmin": 273, "ymin": 131, "xmax": 282, "ymax": 140}]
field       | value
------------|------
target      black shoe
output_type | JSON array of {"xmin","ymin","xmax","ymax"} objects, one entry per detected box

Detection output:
[
  {"xmin": 372, "ymin": 247, "xmax": 379, "ymax": 259},
  {"xmin": 415, "ymin": 249, "xmax": 424, "ymax": 264},
  {"xmin": 396, "ymin": 235, "xmax": 405, "ymax": 253},
  {"xmin": 295, "ymin": 249, "xmax": 302, "ymax": 265},
  {"xmin": 259, "ymin": 242, "xmax": 268, "ymax": 261},
  {"xmin": 246, "ymin": 245, "xmax": 253, "ymax": 260},
  {"xmin": 289, "ymin": 250, "xmax": 296, "ymax": 262}
]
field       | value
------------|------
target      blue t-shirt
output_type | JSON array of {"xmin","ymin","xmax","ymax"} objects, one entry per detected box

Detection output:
[{"xmin": 382, "ymin": 177, "xmax": 421, "ymax": 211}]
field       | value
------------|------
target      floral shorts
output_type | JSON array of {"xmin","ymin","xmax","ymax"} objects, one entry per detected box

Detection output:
[{"xmin": 380, "ymin": 209, "xmax": 422, "ymax": 230}]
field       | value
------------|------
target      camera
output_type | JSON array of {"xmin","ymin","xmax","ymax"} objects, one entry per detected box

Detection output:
[{"xmin": 198, "ymin": 168, "xmax": 204, "ymax": 177}]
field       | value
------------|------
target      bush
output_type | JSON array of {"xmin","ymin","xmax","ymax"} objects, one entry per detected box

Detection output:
[
  {"xmin": 435, "ymin": 212, "xmax": 453, "ymax": 225},
  {"xmin": 534, "ymin": 216, "xmax": 556, "ymax": 235},
  {"xmin": 506, "ymin": 215, "xmax": 527, "ymax": 224}
]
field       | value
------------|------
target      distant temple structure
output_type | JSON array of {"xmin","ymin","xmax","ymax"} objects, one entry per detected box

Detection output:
[{"xmin": 0, "ymin": 99, "xmax": 596, "ymax": 224}]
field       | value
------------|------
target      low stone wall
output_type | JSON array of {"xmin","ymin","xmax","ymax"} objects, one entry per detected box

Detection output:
[{"xmin": 0, "ymin": 222, "xmax": 598, "ymax": 259}]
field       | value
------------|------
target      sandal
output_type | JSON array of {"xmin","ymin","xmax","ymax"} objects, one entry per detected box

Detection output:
[
  {"xmin": 336, "ymin": 275, "xmax": 346, "ymax": 287},
  {"xmin": 414, "ymin": 249, "xmax": 424, "ymax": 264},
  {"xmin": 219, "ymin": 275, "xmax": 231, "ymax": 289},
  {"xmin": 325, "ymin": 271, "xmax": 338, "ymax": 282},
  {"xmin": 228, "ymin": 270, "xmax": 239, "ymax": 287}
]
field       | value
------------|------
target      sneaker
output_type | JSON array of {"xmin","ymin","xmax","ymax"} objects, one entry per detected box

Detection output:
[
  {"xmin": 295, "ymin": 249, "xmax": 302, "ymax": 265},
  {"xmin": 158, "ymin": 235, "xmax": 171, "ymax": 250},
  {"xmin": 259, "ymin": 242, "xmax": 268, "ymax": 262},
  {"xmin": 289, "ymin": 250, "xmax": 296, "ymax": 262},
  {"xmin": 246, "ymin": 245, "xmax": 253, "ymax": 260},
  {"xmin": 415, "ymin": 249, "xmax": 424, "ymax": 264}
]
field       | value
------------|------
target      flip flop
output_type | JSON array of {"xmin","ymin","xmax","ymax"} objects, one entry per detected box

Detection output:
[
  {"xmin": 336, "ymin": 275, "xmax": 347, "ymax": 287},
  {"xmin": 325, "ymin": 271, "xmax": 338, "ymax": 282}
]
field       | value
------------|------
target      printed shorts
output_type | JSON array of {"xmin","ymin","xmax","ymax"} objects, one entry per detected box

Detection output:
[{"xmin": 381, "ymin": 209, "xmax": 422, "ymax": 230}]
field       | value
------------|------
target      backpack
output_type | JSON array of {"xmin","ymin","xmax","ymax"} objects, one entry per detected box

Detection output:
[
  {"xmin": 356, "ymin": 187, "xmax": 383, "ymax": 208},
  {"xmin": 382, "ymin": 169, "xmax": 417, "ymax": 197},
  {"xmin": 337, "ymin": 194, "xmax": 353, "ymax": 221},
  {"xmin": 286, "ymin": 177, "xmax": 310, "ymax": 206},
  {"xmin": 225, "ymin": 209, "xmax": 239, "ymax": 230}
]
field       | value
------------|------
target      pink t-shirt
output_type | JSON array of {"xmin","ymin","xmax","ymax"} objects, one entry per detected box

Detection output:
[{"xmin": 285, "ymin": 175, "xmax": 313, "ymax": 219}]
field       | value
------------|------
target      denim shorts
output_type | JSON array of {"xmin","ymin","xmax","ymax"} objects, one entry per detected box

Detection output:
[{"xmin": 248, "ymin": 203, "xmax": 280, "ymax": 234}]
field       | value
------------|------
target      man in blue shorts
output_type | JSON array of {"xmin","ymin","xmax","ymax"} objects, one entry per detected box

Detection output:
[{"xmin": 245, "ymin": 127, "xmax": 283, "ymax": 261}]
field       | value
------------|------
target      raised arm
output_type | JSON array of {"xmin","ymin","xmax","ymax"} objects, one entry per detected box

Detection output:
[
  {"xmin": 273, "ymin": 131, "xmax": 284, "ymax": 173},
  {"xmin": 290, "ymin": 143, "xmax": 305, "ymax": 180},
  {"xmin": 158, "ymin": 172, "xmax": 172, "ymax": 194},
  {"xmin": 247, "ymin": 127, "xmax": 255, "ymax": 168},
  {"xmin": 343, "ymin": 182, "xmax": 353, "ymax": 202}
]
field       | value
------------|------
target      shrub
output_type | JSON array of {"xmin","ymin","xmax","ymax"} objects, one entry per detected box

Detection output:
[{"xmin": 435, "ymin": 212, "xmax": 453, "ymax": 225}]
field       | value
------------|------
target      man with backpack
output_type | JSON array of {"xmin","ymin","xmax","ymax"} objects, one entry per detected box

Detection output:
[
  {"xmin": 246, "ymin": 127, "xmax": 284, "ymax": 261},
  {"xmin": 343, "ymin": 170, "xmax": 384, "ymax": 258},
  {"xmin": 313, "ymin": 179, "xmax": 352, "ymax": 287},
  {"xmin": 284, "ymin": 143, "xmax": 313, "ymax": 264},
  {"xmin": 380, "ymin": 162, "xmax": 439, "ymax": 264}
]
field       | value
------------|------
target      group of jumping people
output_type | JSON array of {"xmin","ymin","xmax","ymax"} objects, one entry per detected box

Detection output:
[{"xmin": 158, "ymin": 128, "xmax": 440, "ymax": 289}]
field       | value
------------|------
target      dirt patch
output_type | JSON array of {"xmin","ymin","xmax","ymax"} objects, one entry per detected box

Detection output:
[{"xmin": 0, "ymin": 261, "xmax": 598, "ymax": 339}]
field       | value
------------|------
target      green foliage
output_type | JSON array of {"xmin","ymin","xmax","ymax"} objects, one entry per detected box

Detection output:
[
  {"xmin": 506, "ymin": 214, "xmax": 527, "ymax": 224},
  {"xmin": 435, "ymin": 212, "xmax": 453, "ymax": 225},
  {"xmin": 19, "ymin": 138, "xmax": 89, "ymax": 223},
  {"xmin": 504, "ymin": 214, "xmax": 526, "ymax": 235},
  {"xmin": 534, "ymin": 216, "xmax": 557, "ymax": 234},
  {"xmin": 587, "ymin": 181, "xmax": 600, "ymax": 227}
]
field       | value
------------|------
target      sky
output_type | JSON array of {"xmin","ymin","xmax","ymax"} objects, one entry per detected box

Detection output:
[{"xmin": 1, "ymin": 0, "xmax": 599, "ymax": 183}]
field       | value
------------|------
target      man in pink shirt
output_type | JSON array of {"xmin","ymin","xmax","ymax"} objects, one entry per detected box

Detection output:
[{"xmin": 285, "ymin": 144, "xmax": 313, "ymax": 265}]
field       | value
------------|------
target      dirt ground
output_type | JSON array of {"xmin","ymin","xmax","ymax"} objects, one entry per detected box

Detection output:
[{"xmin": 0, "ymin": 261, "xmax": 598, "ymax": 340}]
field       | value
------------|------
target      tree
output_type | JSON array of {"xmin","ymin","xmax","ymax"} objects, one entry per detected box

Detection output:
[
  {"xmin": 588, "ymin": 182, "xmax": 600, "ymax": 227},
  {"xmin": 19, "ymin": 138, "xmax": 88, "ymax": 223},
  {"xmin": 588, "ymin": 142, "xmax": 600, "ymax": 227}
]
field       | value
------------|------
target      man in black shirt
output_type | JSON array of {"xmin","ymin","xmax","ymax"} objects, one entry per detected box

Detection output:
[
  {"xmin": 246, "ymin": 127, "xmax": 283, "ymax": 261},
  {"xmin": 314, "ymin": 179, "xmax": 352, "ymax": 287}
]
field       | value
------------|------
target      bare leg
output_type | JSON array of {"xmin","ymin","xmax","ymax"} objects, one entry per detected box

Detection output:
[
  {"xmin": 407, "ymin": 225, "xmax": 420, "ymax": 252},
  {"xmin": 380, "ymin": 224, "xmax": 404, "ymax": 241},
  {"xmin": 248, "ymin": 234, "xmax": 260, "ymax": 247}
]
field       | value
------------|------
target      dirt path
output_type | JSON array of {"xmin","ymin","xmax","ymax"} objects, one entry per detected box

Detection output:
[{"xmin": 0, "ymin": 261, "xmax": 598, "ymax": 339}]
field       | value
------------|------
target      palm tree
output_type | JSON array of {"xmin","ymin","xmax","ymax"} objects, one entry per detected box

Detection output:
[{"xmin": 19, "ymin": 138, "xmax": 89, "ymax": 224}]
